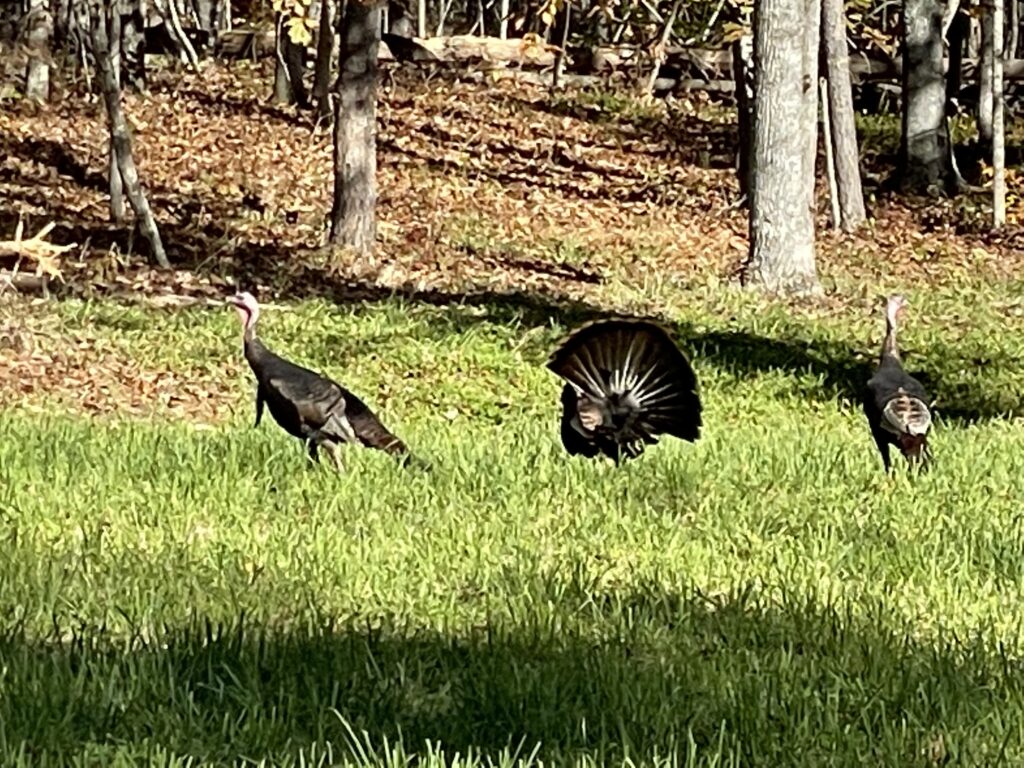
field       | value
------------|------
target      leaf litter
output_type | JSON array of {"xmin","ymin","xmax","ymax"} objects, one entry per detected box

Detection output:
[{"xmin": 0, "ymin": 60, "xmax": 1022, "ymax": 419}]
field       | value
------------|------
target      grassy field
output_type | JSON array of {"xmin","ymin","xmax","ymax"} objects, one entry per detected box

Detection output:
[{"xmin": 3, "ymin": 282, "xmax": 1024, "ymax": 766}]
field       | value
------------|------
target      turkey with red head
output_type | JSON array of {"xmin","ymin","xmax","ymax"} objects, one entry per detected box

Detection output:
[
  {"xmin": 547, "ymin": 318, "xmax": 702, "ymax": 464},
  {"xmin": 226, "ymin": 292, "xmax": 425, "ymax": 470},
  {"xmin": 863, "ymin": 294, "xmax": 933, "ymax": 472}
]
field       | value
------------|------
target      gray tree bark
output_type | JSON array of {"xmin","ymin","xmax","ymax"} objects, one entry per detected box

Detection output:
[
  {"xmin": 899, "ymin": 0, "xmax": 957, "ymax": 193},
  {"xmin": 329, "ymin": 0, "xmax": 380, "ymax": 256},
  {"xmin": 91, "ymin": 1, "xmax": 170, "ymax": 269},
  {"xmin": 800, "ymin": 0, "xmax": 820, "ymax": 210},
  {"xmin": 744, "ymin": 0, "xmax": 821, "ymax": 295},
  {"xmin": 24, "ymin": 0, "xmax": 53, "ymax": 101},
  {"xmin": 821, "ymin": 0, "xmax": 866, "ymax": 230}
]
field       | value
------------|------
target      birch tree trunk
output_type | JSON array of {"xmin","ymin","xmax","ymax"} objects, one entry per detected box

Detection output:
[
  {"xmin": 899, "ymin": 0, "xmax": 957, "ymax": 193},
  {"xmin": 417, "ymin": 0, "xmax": 426, "ymax": 36},
  {"xmin": 744, "ymin": 0, "xmax": 821, "ymax": 295},
  {"xmin": 993, "ymin": 0, "xmax": 1006, "ymax": 226},
  {"xmin": 91, "ymin": 0, "xmax": 170, "ymax": 269},
  {"xmin": 329, "ymin": 0, "xmax": 380, "ymax": 256},
  {"xmin": 821, "ymin": 0, "xmax": 865, "ymax": 229}
]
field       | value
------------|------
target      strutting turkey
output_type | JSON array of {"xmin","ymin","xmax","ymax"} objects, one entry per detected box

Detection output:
[
  {"xmin": 547, "ymin": 318, "xmax": 702, "ymax": 464},
  {"xmin": 863, "ymin": 294, "xmax": 933, "ymax": 472},
  {"xmin": 226, "ymin": 292, "xmax": 425, "ymax": 470}
]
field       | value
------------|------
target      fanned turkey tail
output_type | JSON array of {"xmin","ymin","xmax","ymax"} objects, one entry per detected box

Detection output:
[{"xmin": 547, "ymin": 319, "xmax": 702, "ymax": 461}]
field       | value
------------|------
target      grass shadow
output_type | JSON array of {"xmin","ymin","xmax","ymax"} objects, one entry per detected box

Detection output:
[{"xmin": 0, "ymin": 583, "xmax": 1018, "ymax": 764}]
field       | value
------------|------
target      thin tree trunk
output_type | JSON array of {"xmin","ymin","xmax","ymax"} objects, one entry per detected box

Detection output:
[
  {"xmin": 314, "ymin": 0, "xmax": 335, "ymax": 118},
  {"xmin": 821, "ymin": 78, "xmax": 841, "ymax": 229},
  {"xmin": 979, "ymin": 4, "xmax": 994, "ymax": 149},
  {"xmin": 329, "ymin": 0, "xmax": 380, "ymax": 256},
  {"xmin": 800, "ymin": 0, "xmax": 820, "ymax": 211},
  {"xmin": 821, "ymin": 0, "xmax": 865, "ymax": 229},
  {"xmin": 24, "ymin": 0, "xmax": 52, "ymax": 101},
  {"xmin": 498, "ymin": 0, "xmax": 508, "ymax": 37},
  {"xmin": 121, "ymin": 0, "xmax": 147, "ymax": 92},
  {"xmin": 1009, "ymin": 0, "xmax": 1019, "ymax": 57},
  {"xmin": 552, "ymin": 0, "xmax": 570, "ymax": 89},
  {"xmin": 994, "ymin": 0, "xmax": 1006, "ymax": 226},
  {"xmin": 91, "ymin": 2, "xmax": 170, "ymax": 269},
  {"xmin": 945, "ymin": 5, "xmax": 967, "ymax": 111},
  {"xmin": 899, "ymin": 0, "xmax": 957, "ymax": 194},
  {"xmin": 733, "ymin": 31, "xmax": 754, "ymax": 203},
  {"xmin": 272, "ymin": 13, "xmax": 309, "ymax": 107},
  {"xmin": 645, "ymin": 0, "xmax": 681, "ymax": 95},
  {"xmin": 744, "ymin": 0, "xmax": 821, "ymax": 295},
  {"xmin": 417, "ymin": 0, "xmax": 427, "ymax": 36}
]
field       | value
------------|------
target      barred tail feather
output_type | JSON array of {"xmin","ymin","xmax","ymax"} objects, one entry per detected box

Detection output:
[{"xmin": 548, "ymin": 319, "xmax": 702, "ymax": 443}]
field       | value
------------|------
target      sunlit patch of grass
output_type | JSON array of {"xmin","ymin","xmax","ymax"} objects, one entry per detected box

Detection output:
[{"xmin": 3, "ymin": 279, "xmax": 1024, "ymax": 764}]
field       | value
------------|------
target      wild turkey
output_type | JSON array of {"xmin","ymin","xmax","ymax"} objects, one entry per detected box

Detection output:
[
  {"xmin": 863, "ymin": 294, "xmax": 933, "ymax": 472},
  {"xmin": 226, "ymin": 291, "xmax": 424, "ymax": 470},
  {"xmin": 547, "ymin": 318, "xmax": 702, "ymax": 464}
]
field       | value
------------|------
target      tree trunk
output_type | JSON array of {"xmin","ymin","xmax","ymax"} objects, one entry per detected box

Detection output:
[
  {"xmin": 417, "ymin": 0, "xmax": 427, "ymax": 36},
  {"xmin": 24, "ymin": 0, "xmax": 53, "ymax": 101},
  {"xmin": 551, "ymin": 0, "xmax": 570, "ymax": 89},
  {"xmin": 329, "ymin": 0, "xmax": 380, "ymax": 256},
  {"xmin": 314, "ymin": 0, "xmax": 335, "ymax": 118},
  {"xmin": 899, "ymin": 0, "xmax": 957, "ymax": 194},
  {"xmin": 120, "ymin": 0, "xmax": 147, "ymax": 92},
  {"xmin": 821, "ymin": 0, "xmax": 866, "ymax": 229},
  {"xmin": 979, "ymin": 4, "xmax": 994, "ymax": 149},
  {"xmin": 91, "ymin": 2, "xmax": 170, "ymax": 269},
  {"xmin": 993, "ymin": 0, "xmax": 1006, "ymax": 226},
  {"xmin": 733, "ymin": 32, "xmax": 754, "ymax": 203},
  {"xmin": 800, "ymin": 0, "xmax": 820, "ymax": 211},
  {"xmin": 744, "ymin": 0, "xmax": 821, "ymax": 295},
  {"xmin": 272, "ymin": 13, "xmax": 309, "ymax": 106}
]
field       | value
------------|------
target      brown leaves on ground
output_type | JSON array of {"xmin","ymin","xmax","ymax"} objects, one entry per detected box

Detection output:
[{"xmin": 0, "ymin": 60, "xmax": 1022, "ymax": 418}]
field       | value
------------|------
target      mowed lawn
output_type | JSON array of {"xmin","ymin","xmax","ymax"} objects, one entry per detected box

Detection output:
[{"xmin": 3, "ymin": 284, "xmax": 1024, "ymax": 766}]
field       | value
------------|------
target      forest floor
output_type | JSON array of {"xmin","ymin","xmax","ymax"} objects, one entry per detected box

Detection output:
[{"xmin": 2, "ymin": 61, "xmax": 1024, "ymax": 766}]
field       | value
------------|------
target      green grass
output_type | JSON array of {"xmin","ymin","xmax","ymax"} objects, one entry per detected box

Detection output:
[{"xmin": 4, "ymin": 285, "xmax": 1024, "ymax": 765}]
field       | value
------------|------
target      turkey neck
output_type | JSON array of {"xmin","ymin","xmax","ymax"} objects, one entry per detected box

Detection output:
[{"xmin": 880, "ymin": 316, "xmax": 900, "ymax": 365}]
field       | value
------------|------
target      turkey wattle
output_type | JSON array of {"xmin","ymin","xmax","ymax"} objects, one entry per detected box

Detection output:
[
  {"xmin": 863, "ymin": 294, "xmax": 933, "ymax": 472},
  {"xmin": 226, "ymin": 291, "xmax": 424, "ymax": 470},
  {"xmin": 547, "ymin": 318, "xmax": 702, "ymax": 464}
]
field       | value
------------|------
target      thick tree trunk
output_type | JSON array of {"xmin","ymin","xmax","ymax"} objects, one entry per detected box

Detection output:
[
  {"xmin": 314, "ymin": 0, "xmax": 335, "ymax": 118},
  {"xmin": 329, "ymin": 0, "xmax": 380, "ymax": 256},
  {"xmin": 821, "ymin": 0, "xmax": 865, "ymax": 230},
  {"xmin": 900, "ymin": 0, "xmax": 957, "ymax": 193},
  {"xmin": 91, "ymin": 3, "xmax": 170, "ymax": 269},
  {"xmin": 994, "ymin": 0, "xmax": 1006, "ymax": 226},
  {"xmin": 979, "ymin": 5, "xmax": 994, "ymax": 148},
  {"xmin": 744, "ymin": 0, "xmax": 821, "ymax": 295},
  {"xmin": 24, "ymin": 0, "xmax": 53, "ymax": 101},
  {"xmin": 732, "ymin": 32, "xmax": 754, "ymax": 203}
]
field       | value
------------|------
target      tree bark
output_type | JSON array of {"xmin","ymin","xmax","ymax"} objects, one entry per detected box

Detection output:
[
  {"xmin": 272, "ymin": 13, "xmax": 309, "ymax": 107},
  {"xmin": 91, "ymin": 2, "xmax": 170, "ymax": 269},
  {"xmin": 120, "ymin": 0, "xmax": 147, "ymax": 92},
  {"xmin": 821, "ymin": 0, "xmax": 866, "ymax": 229},
  {"xmin": 744, "ymin": 0, "xmax": 821, "ymax": 295},
  {"xmin": 899, "ymin": 0, "xmax": 957, "ymax": 194},
  {"xmin": 994, "ymin": 0, "xmax": 1006, "ymax": 226},
  {"xmin": 800, "ymin": 0, "xmax": 820, "ymax": 211},
  {"xmin": 979, "ymin": 3, "xmax": 994, "ymax": 148},
  {"xmin": 329, "ymin": 0, "xmax": 380, "ymax": 256},
  {"xmin": 314, "ymin": 0, "xmax": 335, "ymax": 118},
  {"xmin": 732, "ymin": 32, "xmax": 754, "ymax": 203},
  {"xmin": 24, "ymin": 0, "xmax": 52, "ymax": 101},
  {"xmin": 418, "ymin": 0, "xmax": 427, "ymax": 36}
]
